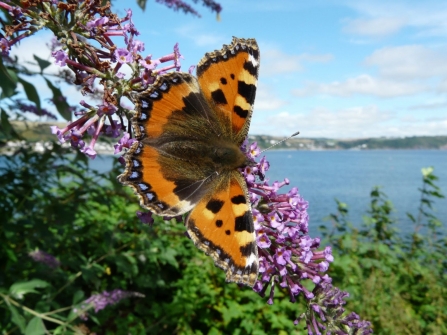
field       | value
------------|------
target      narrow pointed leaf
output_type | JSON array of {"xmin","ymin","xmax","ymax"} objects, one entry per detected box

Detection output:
[
  {"xmin": 44, "ymin": 78, "xmax": 71, "ymax": 121},
  {"xmin": 33, "ymin": 55, "xmax": 52, "ymax": 73},
  {"xmin": 18, "ymin": 76, "xmax": 41, "ymax": 111}
]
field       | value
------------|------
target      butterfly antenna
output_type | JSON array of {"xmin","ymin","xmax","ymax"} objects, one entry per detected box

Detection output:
[{"xmin": 259, "ymin": 131, "xmax": 300, "ymax": 154}]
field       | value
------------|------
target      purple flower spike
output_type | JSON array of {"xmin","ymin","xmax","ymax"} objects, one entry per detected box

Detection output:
[
  {"xmin": 238, "ymin": 141, "xmax": 337, "ymax": 309},
  {"xmin": 29, "ymin": 250, "xmax": 60, "ymax": 269},
  {"xmin": 82, "ymin": 289, "xmax": 144, "ymax": 314}
]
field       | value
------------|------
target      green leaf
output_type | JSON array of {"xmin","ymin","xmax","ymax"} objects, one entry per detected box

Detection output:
[
  {"xmin": 0, "ymin": 109, "xmax": 21, "ymax": 141},
  {"xmin": 10, "ymin": 279, "xmax": 50, "ymax": 299},
  {"xmin": 25, "ymin": 317, "xmax": 46, "ymax": 335},
  {"xmin": 33, "ymin": 55, "xmax": 52, "ymax": 73},
  {"xmin": 44, "ymin": 78, "xmax": 71, "ymax": 121},
  {"xmin": 7, "ymin": 304, "xmax": 26, "ymax": 333},
  {"xmin": 72, "ymin": 290, "xmax": 85, "ymax": 304},
  {"xmin": 406, "ymin": 213, "xmax": 416, "ymax": 223},
  {"xmin": 18, "ymin": 76, "xmax": 41, "ymax": 111},
  {"xmin": 0, "ymin": 57, "xmax": 18, "ymax": 97},
  {"xmin": 137, "ymin": 0, "xmax": 147, "ymax": 11}
]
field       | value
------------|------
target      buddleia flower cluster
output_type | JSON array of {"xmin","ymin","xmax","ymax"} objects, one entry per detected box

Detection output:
[
  {"xmin": 0, "ymin": 0, "xmax": 218, "ymax": 159},
  {"xmin": 73, "ymin": 289, "xmax": 145, "ymax": 321},
  {"xmin": 240, "ymin": 141, "xmax": 373, "ymax": 334}
]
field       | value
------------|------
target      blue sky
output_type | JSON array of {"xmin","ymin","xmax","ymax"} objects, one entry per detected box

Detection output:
[{"xmin": 12, "ymin": 0, "xmax": 447, "ymax": 138}]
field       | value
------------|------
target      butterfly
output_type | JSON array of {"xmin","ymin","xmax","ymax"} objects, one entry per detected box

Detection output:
[{"xmin": 118, "ymin": 37, "xmax": 260, "ymax": 286}]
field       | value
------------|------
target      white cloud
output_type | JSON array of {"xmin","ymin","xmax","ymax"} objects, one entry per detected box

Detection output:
[
  {"xmin": 252, "ymin": 105, "xmax": 447, "ymax": 138},
  {"xmin": 261, "ymin": 48, "xmax": 332, "ymax": 76},
  {"xmin": 174, "ymin": 23, "xmax": 225, "ymax": 47},
  {"xmin": 342, "ymin": 17, "xmax": 406, "ymax": 37},
  {"xmin": 292, "ymin": 74, "xmax": 426, "ymax": 98},
  {"xmin": 365, "ymin": 45, "xmax": 447, "ymax": 79},
  {"xmin": 258, "ymin": 105, "xmax": 393, "ymax": 138},
  {"xmin": 343, "ymin": 1, "xmax": 447, "ymax": 37},
  {"xmin": 254, "ymin": 83, "xmax": 287, "ymax": 111}
]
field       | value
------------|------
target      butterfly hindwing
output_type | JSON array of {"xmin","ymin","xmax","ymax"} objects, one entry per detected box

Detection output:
[
  {"xmin": 197, "ymin": 37, "xmax": 259, "ymax": 142},
  {"xmin": 186, "ymin": 171, "xmax": 258, "ymax": 286}
]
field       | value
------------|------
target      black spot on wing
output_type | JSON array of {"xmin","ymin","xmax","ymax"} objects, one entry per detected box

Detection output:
[
  {"xmin": 240, "ymin": 242, "xmax": 256, "ymax": 257},
  {"xmin": 206, "ymin": 199, "xmax": 225, "ymax": 214},
  {"xmin": 211, "ymin": 89, "xmax": 228, "ymax": 105},
  {"xmin": 216, "ymin": 220, "xmax": 223, "ymax": 227},
  {"xmin": 220, "ymin": 77, "xmax": 227, "ymax": 85},
  {"xmin": 180, "ymin": 92, "xmax": 209, "ymax": 116},
  {"xmin": 173, "ymin": 179, "xmax": 207, "ymax": 204},
  {"xmin": 251, "ymin": 48, "xmax": 259, "ymax": 61},
  {"xmin": 231, "ymin": 194, "xmax": 246, "ymax": 204},
  {"xmin": 233, "ymin": 106, "xmax": 249, "ymax": 119},
  {"xmin": 243, "ymin": 60, "xmax": 258, "ymax": 77},
  {"xmin": 230, "ymin": 73, "xmax": 235, "ymax": 80},
  {"xmin": 235, "ymin": 211, "xmax": 254, "ymax": 233},
  {"xmin": 238, "ymin": 81, "xmax": 256, "ymax": 105},
  {"xmin": 225, "ymin": 230, "xmax": 231, "ymax": 235}
]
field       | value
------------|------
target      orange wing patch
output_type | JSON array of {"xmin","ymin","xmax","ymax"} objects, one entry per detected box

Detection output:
[
  {"xmin": 186, "ymin": 172, "xmax": 258, "ymax": 286},
  {"xmin": 133, "ymin": 72, "xmax": 201, "ymax": 139},
  {"xmin": 118, "ymin": 143, "xmax": 196, "ymax": 216},
  {"xmin": 197, "ymin": 37, "xmax": 259, "ymax": 139}
]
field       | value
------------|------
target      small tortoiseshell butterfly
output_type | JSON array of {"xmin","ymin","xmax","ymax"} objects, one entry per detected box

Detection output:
[{"xmin": 118, "ymin": 37, "xmax": 260, "ymax": 286}]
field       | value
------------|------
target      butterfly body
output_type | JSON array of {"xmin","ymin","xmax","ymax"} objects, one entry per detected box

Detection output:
[{"xmin": 119, "ymin": 37, "xmax": 260, "ymax": 286}]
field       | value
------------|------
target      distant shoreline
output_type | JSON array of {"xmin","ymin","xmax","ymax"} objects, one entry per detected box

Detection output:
[{"xmin": 5, "ymin": 121, "xmax": 447, "ymax": 151}]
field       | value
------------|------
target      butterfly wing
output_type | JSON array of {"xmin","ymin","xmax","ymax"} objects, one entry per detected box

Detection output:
[
  {"xmin": 118, "ymin": 72, "xmax": 223, "ymax": 216},
  {"xmin": 197, "ymin": 37, "xmax": 259, "ymax": 142},
  {"xmin": 188, "ymin": 38, "xmax": 260, "ymax": 285},
  {"xmin": 186, "ymin": 171, "xmax": 258, "ymax": 286}
]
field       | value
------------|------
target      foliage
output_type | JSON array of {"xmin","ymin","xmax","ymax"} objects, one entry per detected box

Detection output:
[
  {"xmin": 0, "ymin": 136, "xmax": 310, "ymax": 334},
  {"xmin": 322, "ymin": 168, "xmax": 447, "ymax": 335}
]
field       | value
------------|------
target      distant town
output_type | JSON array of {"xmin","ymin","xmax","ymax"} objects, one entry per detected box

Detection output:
[{"xmin": 2, "ymin": 121, "xmax": 447, "ymax": 154}]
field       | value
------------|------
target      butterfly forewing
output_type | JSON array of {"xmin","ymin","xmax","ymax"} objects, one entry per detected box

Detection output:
[
  {"xmin": 119, "ymin": 73, "xmax": 221, "ymax": 215},
  {"xmin": 197, "ymin": 37, "xmax": 259, "ymax": 142}
]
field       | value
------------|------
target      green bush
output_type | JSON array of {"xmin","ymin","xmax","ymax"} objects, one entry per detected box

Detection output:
[
  {"xmin": 323, "ymin": 168, "xmax": 447, "ymax": 335},
  {"xmin": 1, "ymin": 122, "xmax": 445, "ymax": 334},
  {"xmin": 0, "ymin": 140, "xmax": 307, "ymax": 334}
]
